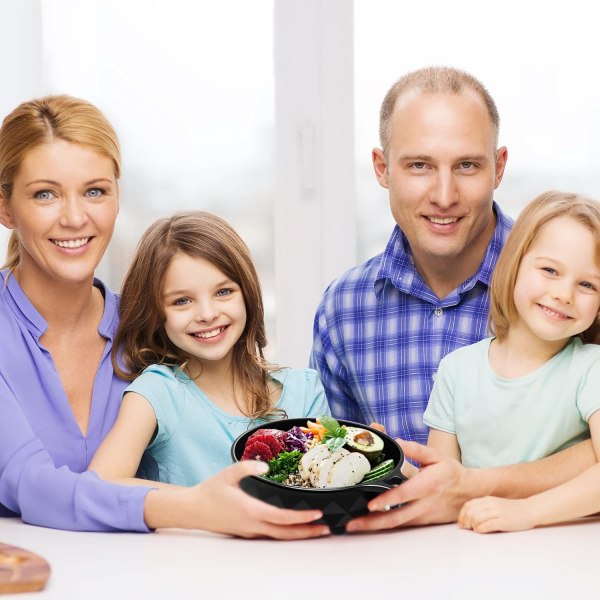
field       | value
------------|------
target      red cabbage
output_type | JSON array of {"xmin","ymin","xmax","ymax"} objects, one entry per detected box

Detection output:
[{"xmin": 285, "ymin": 426, "xmax": 313, "ymax": 452}]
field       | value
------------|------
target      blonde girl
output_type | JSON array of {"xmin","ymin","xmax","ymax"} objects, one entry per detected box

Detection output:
[
  {"xmin": 89, "ymin": 211, "xmax": 330, "ymax": 485},
  {"xmin": 422, "ymin": 190, "xmax": 600, "ymax": 531}
]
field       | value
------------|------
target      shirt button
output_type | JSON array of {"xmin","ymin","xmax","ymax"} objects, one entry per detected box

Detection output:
[{"xmin": 434, "ymin": 308, "xmax": 443, "ymax": 317}]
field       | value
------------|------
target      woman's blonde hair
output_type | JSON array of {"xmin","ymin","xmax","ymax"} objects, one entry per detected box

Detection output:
[
  {"xmin": 113, "ymin": 210, "xmax": 283, "ymax": 421},
  {"xmin": 490, "ymin": 190, "xmax": 600, "ymax": 343},
  {"xmin": 0, "ymin": 95, "xmax": 121, "ymax": 270}
]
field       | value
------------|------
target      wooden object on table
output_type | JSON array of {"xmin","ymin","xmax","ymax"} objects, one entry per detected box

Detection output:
[{"xmin": 0, "ymin": 542, "xmax": 51, "ymax": 594}]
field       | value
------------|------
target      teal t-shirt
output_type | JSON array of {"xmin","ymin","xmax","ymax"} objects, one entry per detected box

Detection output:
[
  {"xmin": 423, "ymin": 337, "xmax": 600, "ymax": 468},
  {"xmin": 125, "ymin": 365, "xmax": 331, "ymax": 486}
]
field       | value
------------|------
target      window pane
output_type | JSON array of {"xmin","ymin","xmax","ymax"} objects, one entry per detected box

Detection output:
[
  {"xmin": 40, "ymin": 0, "xmax": 277, "ymax": 350},
  {"xmin": 354, "ymin": 0, "xmax": 600, "ymax": 261}
]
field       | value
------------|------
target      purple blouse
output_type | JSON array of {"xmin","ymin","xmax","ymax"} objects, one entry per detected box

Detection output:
[{"xmin": 0, "ymin": 270, "xmax": 151, "ymax": 531}]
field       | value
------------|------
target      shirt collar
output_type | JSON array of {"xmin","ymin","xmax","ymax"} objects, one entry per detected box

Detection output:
[
  {"xmin": 1, "ymin": 269, "xmax": 118, "ymax": 341},
  {"xmin": 374, "ymin": 202, "xmax": 513, "ymax": 300},
  {"xmin": 469, "ymin": 202, "xmax": 513, "ymax": 288},
  {"xmin": 1, "ymin": 269, "xmax": 47, "ymax": 337},
  {"xmin": 96, "ymin": 278, "xmax": 119, "ymax": 340}
]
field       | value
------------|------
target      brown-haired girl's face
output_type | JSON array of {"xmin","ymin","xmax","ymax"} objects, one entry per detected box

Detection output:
[
  {"xmin": 0, "ymin": 139, "xmax": 119, "ymax": 285},
  {"xmin": 161, "ymin": 252, "xmax": 247, "ymax": 372},
  {"xmin": 512, "ymin": 216, "xmax": 600, "ymax": 347}
]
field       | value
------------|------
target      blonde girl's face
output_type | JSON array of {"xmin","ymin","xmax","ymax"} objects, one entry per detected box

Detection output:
[
  {"xmin": 512, "ymin": 216, "xmax": 600, "ymax": 346},
  {"xmin": 161, "ymin": 252, "xmax": 247, "ymax": 371},
  {"xmin": 0, "ymin": 139, "xmax": 119, "ymax": 287}
]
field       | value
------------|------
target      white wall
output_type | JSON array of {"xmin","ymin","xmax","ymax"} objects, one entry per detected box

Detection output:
[{"xmin": 0, "ymin": 0, "xmax": 44, "ymax": 258}]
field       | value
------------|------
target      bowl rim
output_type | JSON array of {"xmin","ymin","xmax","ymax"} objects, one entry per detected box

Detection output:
[{"xmin": 231, "ymin": 417, "xmax": 405, "ymax": 492}]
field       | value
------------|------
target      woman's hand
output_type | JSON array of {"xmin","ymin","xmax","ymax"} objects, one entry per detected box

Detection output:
[{"xmin": 144, "ymin": 461, "xmax": 330, "ymax": 539}]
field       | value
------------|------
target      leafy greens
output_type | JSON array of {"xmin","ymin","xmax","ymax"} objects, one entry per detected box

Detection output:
[
  {"xmin": 319, "ymin": 415, "xmax": 347, "ymax": 452},
  {"xmin": 264, "ymin": 450, "xmax": 303, "ymax": 483}
]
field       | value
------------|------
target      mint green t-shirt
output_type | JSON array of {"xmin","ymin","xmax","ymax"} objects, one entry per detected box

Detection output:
[
  {"xmin": 126, "ymin": 365, "xmax": 331, "ymax": 486},
  {"xmin": 423, "ymin": 337, "xmax": 600, "ymax": 468}
]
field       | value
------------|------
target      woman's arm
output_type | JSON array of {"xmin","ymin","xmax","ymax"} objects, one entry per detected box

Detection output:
[
  {"xmin": 0, "ymin": 375, "xmax": 151, "ymax": 532},
  {"xmin": 143, "ymin": 460, "xmax": 328, "ymax": 539},
  {"xmin": 88, "ymin": 392, "xmax": 157, "ymax": 480},
  {"xmin": 1, "ymin": 376, "xmax": 328, "ymax": 538}
]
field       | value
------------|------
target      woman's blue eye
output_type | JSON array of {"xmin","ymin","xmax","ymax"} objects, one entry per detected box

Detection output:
[
  {"xmin": 216, "ymin": 288, "xmax": 232, "ymax": 297},
  {"xmin": 34, "ymin": 190, "xmax": 55, "ymax": 200},
  {"xmin": 173, "ymin": 297, "xmax": 190, "ymax": 306},
  {"xmin": 86, "ymin": 188, "xmax": 104, "ymax": 198}
]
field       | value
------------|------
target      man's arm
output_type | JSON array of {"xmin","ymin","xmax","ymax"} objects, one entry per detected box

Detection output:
[
  {"xmin": 475, "ymin": 438, "xmax": 596, "ymax": 499},
  {"xmin": 459, "ymin": 413, "xmax": 600, "ymax": 533},
  {"xmin": 346, "ymin": 438, "xmax": 596, "ymax": 532}
]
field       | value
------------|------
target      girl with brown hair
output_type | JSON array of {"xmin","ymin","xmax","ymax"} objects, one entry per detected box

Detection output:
[
  {"xmin": 0, "ymin": 95, "xmax": 329, "ymax": 538},
  {"xmin": 89, "ymin": 211, "xmax": 330, "ymax": 485}
]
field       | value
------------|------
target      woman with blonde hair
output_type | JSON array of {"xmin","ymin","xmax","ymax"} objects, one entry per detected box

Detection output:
[{"xmin": 0, "ymin": 95, "xmax": 328, "ymax": 538}]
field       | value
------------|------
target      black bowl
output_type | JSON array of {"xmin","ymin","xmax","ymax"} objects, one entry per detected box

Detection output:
[{"xmin": 231, "ymin": 418, "xmax": 406, "ymax": 534}]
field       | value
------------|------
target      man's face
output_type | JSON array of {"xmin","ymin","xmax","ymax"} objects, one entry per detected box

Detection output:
[{"xmin": 372, "ymin": 90, "xmax": 507, "ymax": 273}]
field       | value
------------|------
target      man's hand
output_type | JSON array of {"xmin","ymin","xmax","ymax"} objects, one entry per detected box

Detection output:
[
  {"xmin": 346, "ymin": 440, "xmax": 468, "ymax": 532},
  {"xmin": 369, "ymin": 422, "xmax": 386, "ymax": 433}
]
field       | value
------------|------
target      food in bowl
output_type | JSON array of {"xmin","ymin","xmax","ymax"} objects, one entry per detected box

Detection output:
[
  {"xmin": 231, "ymin": 417, "xmax": 406, "ymax": 534},
  {"xmin": 240, "ymin": 416, "xmax": 397, "ymax": 489}
]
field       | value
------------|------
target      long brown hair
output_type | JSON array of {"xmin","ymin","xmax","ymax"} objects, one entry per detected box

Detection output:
[
  {"xmin": 490, "ymin": 190, "xmax": 600, "ymax": 343},
  {"xmin": 113, "ymin": 210, "xmax": 282, "ymax": 420},
  {"xmin": 0, "ymin": 95, "xmax": 121, "ymax": 270}
]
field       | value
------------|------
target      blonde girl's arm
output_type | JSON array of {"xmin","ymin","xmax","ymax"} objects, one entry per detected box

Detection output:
[
  {"xmin": 427, "ymin": 428, "xmax": 461, "ymax": 462},
  {"xmin": 88, "ymin": 392, "xmax": 160, "ymax": 485},
  {"xmin": 459, "ymin": 411, "xmax": 600, "ymax": 533}
]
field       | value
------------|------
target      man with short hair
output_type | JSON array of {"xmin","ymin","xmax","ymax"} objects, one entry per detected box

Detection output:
[
  {"xmin": 309, "ymin": 66, "xmax": 596, "ymax": 531},
  {"xmin": 311, "ymin": 66, "xmax": 510, "ymax": 443}
]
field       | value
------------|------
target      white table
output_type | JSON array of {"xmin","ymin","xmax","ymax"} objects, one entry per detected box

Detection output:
[{"xmin": 1, "ymin": 515, "xmax": 598, "ymax": 599}]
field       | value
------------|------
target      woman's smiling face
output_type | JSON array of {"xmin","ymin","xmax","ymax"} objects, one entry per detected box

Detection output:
[{"xmin": 0, "ymin": 138, "xmax": 119, "ymax": 286}]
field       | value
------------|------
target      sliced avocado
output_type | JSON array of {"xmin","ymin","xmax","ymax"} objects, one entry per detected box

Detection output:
[{"xmin": 344, "ymin": 427, "xmax": 384, "ymax": 463}]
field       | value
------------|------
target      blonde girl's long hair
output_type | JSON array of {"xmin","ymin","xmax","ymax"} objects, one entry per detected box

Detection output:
[
  {"xmin": 490, "ymin": 190, "xmax": 600, "ymax": 343},
  {"xmin": 112, "ymin": 211, "xmax": 283, "ymax": 421}
]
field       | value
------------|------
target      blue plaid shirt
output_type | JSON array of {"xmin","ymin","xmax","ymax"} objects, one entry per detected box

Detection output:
[{"xmin": 310, "ymin": 203, "xmax": 513, "ymax": 443}]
